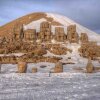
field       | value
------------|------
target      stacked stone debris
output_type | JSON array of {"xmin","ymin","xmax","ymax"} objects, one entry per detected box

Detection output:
[
  {"xmin": 0, "ymin": 37, "xmax": 4, "ymax": 46},
  {"xmin": 0, "ymin": 49, "xmax": 5, "ymax": 54},
  {"xmin": 9, "ymin": 55, "xmax": 16, "ymax": 63},
  {"xmin": 35, "ymin": 56, "xmax": 61, "ymax": 63},
  {"xmin": 39, "ymin": 21, "xmax": 52, "ymax": 42},
  {"xmin": 51, "ymin": 47, "xmax": 66, "ymax": 55},
  {"xmin": 54, "ymin": 62, "xmax": 63, "ymax": 73},
  {"xmin": 49, "ymin": 44, "xmax": 71, "ymax": 55},
  {"xmin": 0, "ymin": 36, "xmax": 8, "ymax": 46},
  {"xmin": 67, "ymin": 25, "xmax": 79, "ymax": 43},
  {"xmin": 45, "ymin": 44, "xmax": 61, "ymax": 50},
  {"xmin": 0, "ymin": 56, "xmax": 10, "ymax": 63},
  {"xmin": 80, "ymin": 33, "xmax": 88, "ymax": 43},
  {"xmin": 24, "ymin": 29, "xmax": 36, "ymax": 42},
  {"xmin": 86, "ymin": 58, "xmax": 94, "ymax": 73},
  {"xmin": 55, "ymin": 27, "xmax": 66, "ymax": 42},
  {"xmin": 0, "ymin": 55, "xmax": 16, "ymax": 63},
  {"xmin": 32, "ymin": 46, "xmax": 47, "ymax": 56},
  {"xmin": 79, "ymin": 42, "xmax": 100, "ymax": 59},
  {"xmin": 0, "ymin": 54, "xmax": 61, "ymax": 64}
]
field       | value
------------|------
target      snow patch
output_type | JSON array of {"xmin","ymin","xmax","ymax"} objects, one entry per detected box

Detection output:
[{"xmin": 23, "ymin": 18, "xmax": 46, "ymax": 32}]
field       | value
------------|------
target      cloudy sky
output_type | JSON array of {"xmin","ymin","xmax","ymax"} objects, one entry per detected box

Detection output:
[{"xmin": 0, "ymin": 0, "xmax": 100, "ymax": 33}]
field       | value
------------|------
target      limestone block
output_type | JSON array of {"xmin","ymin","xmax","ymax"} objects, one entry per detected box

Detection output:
[
  {"xmin": 80, "ymin": 33, "xmax": 88, "ymax": 43},
  {"xmin": 18, "ymin": 62, "xmax": 27, "ymax": 73},
  {"xmin": 67, "ymin": 25, "xmax": 76, "ymax": 33},
  {"xmin": 86, "ymin": 58, "xmax": 94, "ymax": 73},
  {"xmin": 32, "ymin": 67, "xmax": 37, "ymax": 73},
  {"xmin": 24, "ymin": 29, "xmax": 36, "ymax": 41},
  {"xmin": 54, "ymin": 62, "xmax": 63, "ymax": 73}
]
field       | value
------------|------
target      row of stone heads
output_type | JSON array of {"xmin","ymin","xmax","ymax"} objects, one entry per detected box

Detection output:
[
  {"xmin": 16, "ymin": 21, "xmax": 77, "ymax": 35},
  {"xmin": 0, "ymin": 22, "xmax": 89, "ymax": 43}
]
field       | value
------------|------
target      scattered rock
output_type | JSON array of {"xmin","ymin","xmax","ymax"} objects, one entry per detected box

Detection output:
[
  {"xmin": 17, "ymin": 62, "xmax": 27, "ymax": 73},
  {"xmin": 86, "ymin": 58, "xmax": 94, "ymax": 73},
  {"xmin": 40, "ymin": 65, "xmax": 47, "ymax": 68},
  {"xmin": 54, "ymin": 62, "xmax": 63, "ymax": 73},
  {"xmin": 32, "ymin": 67, "xmax": 37, "ymax": 73}
]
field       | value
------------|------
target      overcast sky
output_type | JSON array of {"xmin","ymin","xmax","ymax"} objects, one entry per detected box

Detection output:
[{"xmin": 0, "ymin": 0, "xmax": 100, "ymax": 33}]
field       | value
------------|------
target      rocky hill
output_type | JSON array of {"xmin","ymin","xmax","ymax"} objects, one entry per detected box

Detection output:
[
  {"xmin": 0, "ymin": 12, "xmax": 100, "ymax": 42},
  {"xmin": 0, "ymin": 12, "xmax": 100, "ymax": 64}
]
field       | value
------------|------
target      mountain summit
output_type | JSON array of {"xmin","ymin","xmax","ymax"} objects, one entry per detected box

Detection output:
[
  {"xmin": 0, "ymin": 12, "xmax": 100, "ymax": 64},
  {"xmin": 0, "ymin": 12, "xmax": 100, "ymax": 42}
]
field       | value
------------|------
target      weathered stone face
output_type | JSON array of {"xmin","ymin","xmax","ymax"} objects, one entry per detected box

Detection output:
[
  {"xmin": 80, "ymin": 33, "xmax": 88, "ymax": 43},
  {"xmin": 1, "ymin": 22, "xmax": 88, "ymax": 44},
  {"xmin": 54, "ymin": 62, "xmax": 63, "ymax": 73},
  {"xmin": 67, "ymin": 25, "xmax": 79, "ymax": 43},
  {"xmin": 55, "ymin": 27, "xmax": 66, "ymax": 42},
  {"xmin": 39, "ymin": 21, "xmax": 52, "ymax": 42},
  {"xmin": 67, "ymin": 25, "xmax": 76, "ymax": 33},
  {"xmin": 32, "ymin": 47, "xmax": 47, "ymax": 56},
  {"xmin": 32, "ymin": 67, "xmax": 37, "ymax": 73},
  {"xmin": 86, "ymin": 58, "xmax": 94, "ymax": 73},
  {"xmin": 24, "ymin": 29, "xmax": 36, "ymax": 42},
  {"xmin": 13, "ymin": 23, "xmax": 24, "ymax": 41},
  {"xmin": 17, "ymin": 62, "xmax": 27, "ymax": 73}
]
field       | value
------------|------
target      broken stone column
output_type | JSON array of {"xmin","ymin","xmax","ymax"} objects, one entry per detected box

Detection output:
[
  {"xmin": 54, "ymin": 62, "xmax": 63, "ymax": 73},
  {"xmin": 86, "ymin": 58, "xmax": 94, "ymax": 73},
  {"xmin": 18, "ymin": 62, "xmax": 27, "ymax": 73}
]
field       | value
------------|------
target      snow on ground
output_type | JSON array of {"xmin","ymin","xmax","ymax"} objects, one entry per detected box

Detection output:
[
  {"xmin": 0, "ymin": 71, "xmax": 100, "ymax": 100},
  {"xmin": 0, "ymin": 61, "xmax": 100, "ymax": 100}
]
